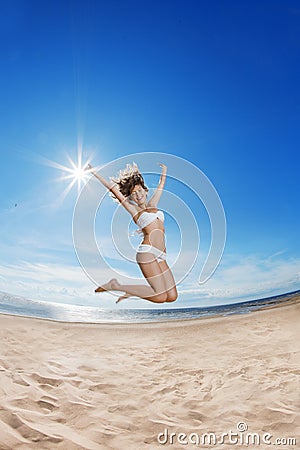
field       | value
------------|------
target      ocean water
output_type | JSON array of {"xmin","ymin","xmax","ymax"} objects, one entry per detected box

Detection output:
[{"xmin": 0, "ymin": 290, "xmax": 299, "ymax": 324}]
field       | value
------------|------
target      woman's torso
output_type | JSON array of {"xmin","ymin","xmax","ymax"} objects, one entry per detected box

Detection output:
[{"xmin": 133, "ymin": 208, "xmax": 165, "ymax": 251}]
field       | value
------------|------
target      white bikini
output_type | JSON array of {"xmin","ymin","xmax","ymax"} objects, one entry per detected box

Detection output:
[
  {"xmin": 136, "ymin": 210, "xmax": 165, "ymax": 229},
  {"xmin": 136, "ymin": 210, "xmax": 166, "ymax": 262}
]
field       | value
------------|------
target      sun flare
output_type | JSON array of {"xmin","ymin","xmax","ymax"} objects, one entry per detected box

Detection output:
[
  {"xmin": 72, "ymin": 166, "xmax": 87, "ymax": 181},
  {"xmin": 41, "ymin": 145, "xmax": 95, "ymax": 203},
  {"xmin": 65, "ymin": 156, "xmax": 90, "ymax": 186}
]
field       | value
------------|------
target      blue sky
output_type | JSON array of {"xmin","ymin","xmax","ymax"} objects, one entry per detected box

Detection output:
[{"xmin": 0, "ymin": 0, "xmax": 299, "ymax": 308}]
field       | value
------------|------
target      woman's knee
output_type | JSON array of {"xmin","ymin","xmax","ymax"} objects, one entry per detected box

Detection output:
[
  {"xmin": 152, "ymin": 292, "xmax": 168, "ymax": 303},
  {"xmin": 166, "ymin": 290, "xmax": 178, "ymax": 302}
]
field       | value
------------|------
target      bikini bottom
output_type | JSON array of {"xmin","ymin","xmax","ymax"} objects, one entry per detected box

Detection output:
[{"xmin": 136, "ymin": 244, "xmax": 166, "ymax": 263}]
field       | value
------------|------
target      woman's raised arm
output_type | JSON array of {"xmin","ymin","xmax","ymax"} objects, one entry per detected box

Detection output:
[
  {"xmin": 87, "ymin": 164, "xmax": 136, "ymax": 214},
  {"xmin": 148, "ymin": 163, "xmax": 167, "ymax": 207},
  {"xmin": 87, "ymin": 164, "xmax": 114, "ymax": 190}
]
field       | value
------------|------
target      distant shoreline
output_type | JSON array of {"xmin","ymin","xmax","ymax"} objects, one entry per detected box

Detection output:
[{"xmin": 0, "ymin": 291, "xmax": 299, "ymax": 327}]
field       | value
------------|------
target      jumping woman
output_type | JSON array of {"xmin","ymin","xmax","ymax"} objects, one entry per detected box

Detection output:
[{"xmin": 87, "ymin": 162, "xmax": 178, "ymax": 304}]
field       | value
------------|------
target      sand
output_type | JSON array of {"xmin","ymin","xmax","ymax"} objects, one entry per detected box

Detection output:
[{"xmin": 0, "ymin": 298, "xmax": 299, "ymax": 450}]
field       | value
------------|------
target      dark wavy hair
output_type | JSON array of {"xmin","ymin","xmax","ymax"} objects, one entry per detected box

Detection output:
[{"xmin": 110, "ymin": 163, "xmax": 148, "ymax": 201}]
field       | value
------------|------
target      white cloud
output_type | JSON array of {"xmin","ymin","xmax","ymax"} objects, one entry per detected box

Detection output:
[
  {"xmin": 0, "ymin": 254, "xmax": 144, "ymax": 307},
  {"xmin": 178, "ymin": 252, "xmax": 300, "ymax": 304},
  {"xmin": 0, "ymin": 261, "xmax": 113, "ymax": 306}
]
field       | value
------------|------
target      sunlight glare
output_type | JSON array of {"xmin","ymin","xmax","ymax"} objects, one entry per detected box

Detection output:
[{"xmin": 41, "ymin": 146, "xmax": 95, "ymax": 204}]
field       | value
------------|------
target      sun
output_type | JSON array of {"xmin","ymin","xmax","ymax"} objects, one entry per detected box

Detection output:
[
  {"xmin": 66, "ymin": 156, "xmax": 90, "ymax": 187},
  {"xmin": 41, "ymin": 146, "xmax": 95, "ymax": 203},
  {"xmin": 72, "ymin": 166, "xmax": 87, "ymax": 181}
]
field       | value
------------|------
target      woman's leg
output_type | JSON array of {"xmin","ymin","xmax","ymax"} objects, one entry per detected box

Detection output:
[
  {"xmin": 158, "ymin": 260, "xmax": 178, "ymax": 302},
  {"xmin": 95, "ymin": 253, "xmax": 168, "ymax": 303}
]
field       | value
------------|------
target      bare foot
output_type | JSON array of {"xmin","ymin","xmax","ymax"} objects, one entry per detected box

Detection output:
[
  {"xmin": 116, "ymin": 293, "xmax": 131, "ymax": 304},
  {"xmin": 95, "ymin": 278, "xmax": 120, "ymax": 293}
]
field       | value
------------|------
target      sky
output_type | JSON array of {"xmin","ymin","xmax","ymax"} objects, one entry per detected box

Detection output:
[{"xmin": 0, "ymin": 0, "xmax": 299, "ymax": 309}]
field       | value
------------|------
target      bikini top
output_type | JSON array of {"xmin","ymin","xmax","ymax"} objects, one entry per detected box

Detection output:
[{"xmin": 136, "ymin": 210, "xmax": 165, "ymax": 230}]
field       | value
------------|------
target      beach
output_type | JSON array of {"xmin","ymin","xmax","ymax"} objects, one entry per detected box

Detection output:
[{"xmin": 0, "ymin": 298, "xmax": 299, "ymax": 449}]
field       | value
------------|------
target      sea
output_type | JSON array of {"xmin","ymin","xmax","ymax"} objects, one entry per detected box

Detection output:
[{"xmin": 0, "ymin": 290, "xmax": 299, "ymax": 324}]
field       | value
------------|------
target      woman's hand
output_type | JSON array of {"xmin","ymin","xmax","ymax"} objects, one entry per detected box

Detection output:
[
  {"xmin": 159, "ymin": 163, "xmax": 167, "ymax": 175},
  {"xmin": 86, "ymin": 163, "xmax": 98, "ymax": 176}
]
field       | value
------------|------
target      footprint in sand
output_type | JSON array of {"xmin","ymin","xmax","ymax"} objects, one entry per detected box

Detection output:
[{"xmin": 31, "ymin": 373, "xmax": 64, "ymax": 387}]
